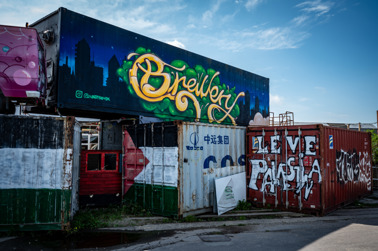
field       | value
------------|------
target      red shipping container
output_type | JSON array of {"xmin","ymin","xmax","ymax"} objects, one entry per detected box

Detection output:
[{"xmin": 246, "ymin": 124, "xmax": 373, "ymax": 215}]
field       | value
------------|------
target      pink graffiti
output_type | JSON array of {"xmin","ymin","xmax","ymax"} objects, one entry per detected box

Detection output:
[{"xmin": 0, "ymin": 25, "xmax": 40, "ymax": 97}]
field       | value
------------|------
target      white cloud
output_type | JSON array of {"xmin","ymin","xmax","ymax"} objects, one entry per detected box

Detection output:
[
  {"xmin": 201, "ymin": 0, "xmax": 224, "ymax": 25},
  {"xmin": 242, "ymin": 27, "xmax": 310, "ymax": 50},
  {"xmin": 291, "ymin": 15, "xmax": 310, "ymax": 26},
  {"xmin": 270, "ymin": 94, "xmax": 284, "ymax": 106},
  {"xmin": 296, "ymin": 0, "xmax": 333, "ymax": 17},
  {"xmin": 167, "ymin": 39, "xmax": 186, "ymax": 49},
  {"xmin": 186, "ymin": 23, "xmax": 196, "ymax": 29},
  {"xmin": 245, "ymin": 0, "xmax": 263, "ymax": 11},
  {"xmin": 200, "ymin": 25, "xmax": 310, "ymax": 52}
]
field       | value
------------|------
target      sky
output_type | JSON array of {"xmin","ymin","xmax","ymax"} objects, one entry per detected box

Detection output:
[{"xmin": 0, "ymin": 0, "xmax": 377, "ymax": 124}]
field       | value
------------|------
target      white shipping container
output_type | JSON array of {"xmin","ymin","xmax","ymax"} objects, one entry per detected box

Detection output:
[{"xmin": 122, "ymin": 121, "xmax": 246, "ymax": 217}]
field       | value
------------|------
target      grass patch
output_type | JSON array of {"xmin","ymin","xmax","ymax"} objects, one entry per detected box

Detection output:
[
  {"xmin": 234, "ymin": 200, "xmax": 252, "ymax": 211},
  {"xmin": 70, "ymin": 203, "xmax": 152, "ymax": 233}
]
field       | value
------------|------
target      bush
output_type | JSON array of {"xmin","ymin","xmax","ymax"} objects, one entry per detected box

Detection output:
[{"xmin": 368, "ymin": 130, "xmax": 378, "ymax": 165}]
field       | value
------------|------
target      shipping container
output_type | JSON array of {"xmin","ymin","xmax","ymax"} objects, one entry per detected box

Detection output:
[
  {"xmin": 246, "ymin": 124, "xmax": 373, "ymax": 215},
  {"xmin": 123, "ymin": 121, "xmax": 246, "ymax": 217},
  {"xmin": 30, "ymin": 8, "xmax": 269, "ymax": 125},
  {"xmin": 0, "ymin": 115, "xmax": 80, "ymax": 231}
]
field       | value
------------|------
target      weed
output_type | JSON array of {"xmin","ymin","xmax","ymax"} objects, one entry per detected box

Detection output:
[
  {"xmin": 69, "ymin": 202, "xmax": 152, "ymax": 233},
  {"xmin": 70, "ymin": 209, "xmax": 106, "ymax": 232},
  {"xmin": 182, "ymin": 215, "xmax": 197, "ymax": 222},
  {"xmin": 162, "ymin": 218, "xmax": 175, "ymax": 223},
  {"xmin": 234, "ymin": 200, "xmax": 252, "ymax": 211}
]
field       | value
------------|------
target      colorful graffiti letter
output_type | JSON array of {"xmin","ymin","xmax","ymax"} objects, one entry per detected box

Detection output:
[{"xmin": 117, "ymin": 47, "xmax": 245, "ymax": 125}]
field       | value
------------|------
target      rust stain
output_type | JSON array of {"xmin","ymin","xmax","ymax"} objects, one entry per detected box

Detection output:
[{"xmin": 192, "ymin": 192, "xmax": 196, "ymax": 203}]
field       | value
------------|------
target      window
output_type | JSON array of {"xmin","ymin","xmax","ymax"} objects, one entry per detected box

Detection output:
[
  {"xmin": 87, "ymin": 154, "xmax": 101, "ymax": 171},
  {"xmin": 86, "ymin": 152, "xmax": 119, "ymax": 172},
  {"xmin": 104, "ymin": 154, "xmax": 117, "ymax": 171}
]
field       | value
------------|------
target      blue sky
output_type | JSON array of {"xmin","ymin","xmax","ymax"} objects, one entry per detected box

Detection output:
[{"xmin": 0, "ymin": 0, "xmax": 376, "ymax": 124}]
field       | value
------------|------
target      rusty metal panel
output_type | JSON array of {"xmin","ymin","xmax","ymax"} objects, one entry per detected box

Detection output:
[
  {"xmin": 70, "ymin": 121, "xmax": 81, "ymax": 218},
  {"xmin": 179, "ymin": 122, "xmax": 246, "ymax": 216},
  {"xmin": 0, "ymin": 115, "xmax": 76, "ymax": 230},
  {"xmin": 246, "ymin": 125, "xmax": 372, "ymax": 215},
  {"xmin": 321, "ymin": 126, "xmax": 372, "ymax": 213}
]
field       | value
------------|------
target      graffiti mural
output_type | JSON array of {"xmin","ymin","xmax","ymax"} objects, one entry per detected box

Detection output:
[
  {"xmin": 56, "ymin": 9, "xmax": 269, "ymax": 125},
  {"xmin": 248, "ymin": 134, "xmax": 322, "ymax": 201},
  {"xmin": 117, "ymin": 47, "xmax": 245, "ymax": 125},
  {"xmin": 336, "ymin": 149, "xmax": 372, "ymax": 190},
  {"xmin": 0, "ymin": 26, "xmax": 43, "ymax": 98}
]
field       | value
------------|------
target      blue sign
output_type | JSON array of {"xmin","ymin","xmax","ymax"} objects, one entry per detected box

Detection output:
[
  {"xmin": 329, "ymin": 135, "xmax": 333, "ymax": 149},
  {"xmin": 204, "ymin": 134, "xmax": 229, "ymax": 145}
]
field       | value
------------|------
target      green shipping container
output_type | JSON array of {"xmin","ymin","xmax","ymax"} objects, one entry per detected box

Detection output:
[{"xmin": 0, "ymin": 115, "xmax": 80, "ymax": 231}]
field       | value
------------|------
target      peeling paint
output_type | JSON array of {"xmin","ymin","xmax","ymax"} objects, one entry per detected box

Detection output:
[{"xmin": 0, "ymin": 148, "xmax": 72, "ymax": 189}]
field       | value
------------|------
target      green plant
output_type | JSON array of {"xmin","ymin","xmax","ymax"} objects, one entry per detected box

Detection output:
[
  {"xmin": 234, "ymin": 200, "xmax": 252, "ymax": 211},
  {"xmin": 182, "ymin": 215, "xmax": 198, "ymax": 222},
  {"xmin": 70, "ymin": 209, "xmax": 106, "ymax": 232},
  {"xmin": 120, "ymin": 202, "xmax": 152, "ymax": 217},
  {"xmin": 368, "ymin": 130, "xmax": 378, "ymax": 165},
  {"xmin": 69, "ymin": 203, "xmax": 152, "ymax": 233}
]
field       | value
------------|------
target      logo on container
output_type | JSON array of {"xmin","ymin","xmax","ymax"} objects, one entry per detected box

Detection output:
[
  {"xmin": 329, "ymin": 135, "xmax": 333, "ymax": 149},
  {"xmin": 75, "ymin": 90, "xmax": 83, "ymax": 98},
  {"xmin": 186, "ymin": 132, "xmax": 203, "ymax": 151}
]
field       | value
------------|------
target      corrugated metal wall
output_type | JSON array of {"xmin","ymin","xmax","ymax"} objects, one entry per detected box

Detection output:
[
  {"xmin": 179, "ymin": 122, "xmax": 245, "ymax": 216},
  {"xmin": 0, "ymin": 115, "xmax": 76, "ymax": 230},
  {"xmin": 246, "ymin": 125, "xmax": 372, "ymax": 215},
  {"xmin": 321, "ymin": 126, "xmax": 372, "ymax": 213},
  {"xmin": 123, "ymin": 122, "xmax": 179, "ymax": 216},
  {"xmin": 122, "ymin": 121, "xmax": 246, "ymax": 217}
]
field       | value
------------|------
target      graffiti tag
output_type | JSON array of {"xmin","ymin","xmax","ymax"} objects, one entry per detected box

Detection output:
[
  {"xmin": 249, "ymin": 135, "xmax": 322, "ymax": 201},
  {"xmin": 336, "ymin": 149, "xmax": 372, "ymax": 190}
]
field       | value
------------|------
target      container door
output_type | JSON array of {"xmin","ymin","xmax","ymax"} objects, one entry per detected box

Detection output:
[
  {"xmin": 122, "ymin": 123, "xmax": 179, "ymax": 217},
  {"xmin": 0, "ymin": 116, "xmax": 73, "ymax": 231},
  {"xmin": 247, "ymin": 126, "xmax": 322, "ymax": 212}
]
